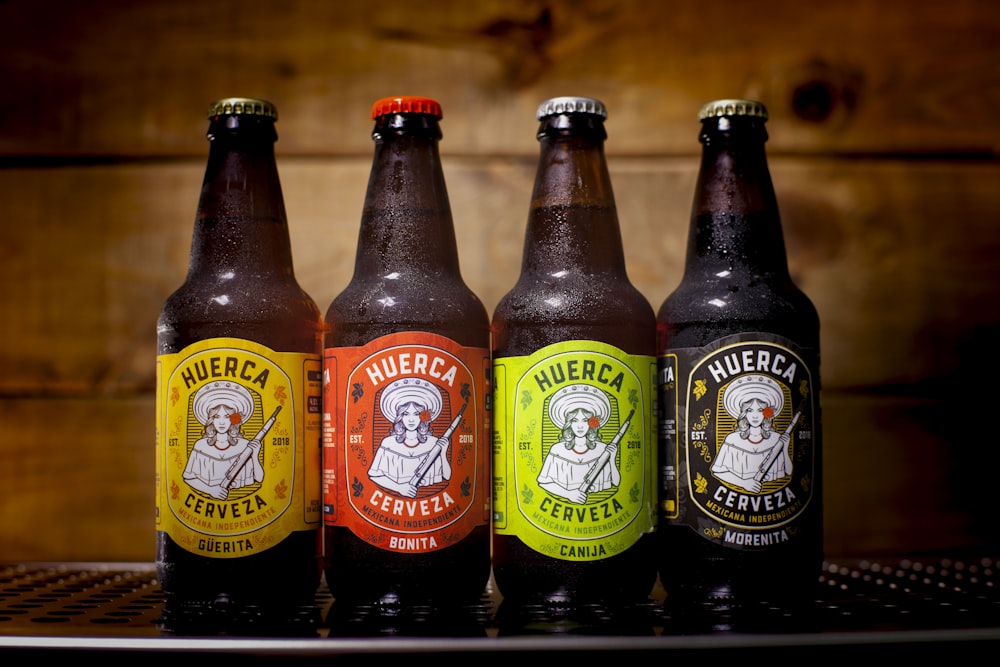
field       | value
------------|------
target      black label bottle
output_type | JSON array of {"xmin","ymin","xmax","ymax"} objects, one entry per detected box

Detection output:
[
  {"xmin": 491, "ymin": 96, "xmax": 658, "ymax": 609},
  {"xmin": 656, "ymin": 99, "xmax": 823, "ymax": 613},
  {"xmin": 322, "ymin": 96, "xmax": 492, "ymax": 609},
  {"xmin": 155, "ymin": 98, "xmax": 324, "ymax": 615}
]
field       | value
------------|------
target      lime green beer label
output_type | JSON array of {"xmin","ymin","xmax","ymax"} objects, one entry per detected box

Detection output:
[{"xmin": 493, "ymin": 341, "xmax": 657, "ymax": 561}]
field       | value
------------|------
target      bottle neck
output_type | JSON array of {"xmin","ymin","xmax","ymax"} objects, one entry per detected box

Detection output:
[
  {"xmin": 351, "ymin": 113, "xmax": 462, "ymax": 276},
  {"xmin": 519, "ymin": 115, "xmax": 627, "ymax": 275},
  {"xmin": 685, "ymin": 116, "xmax": 790, "ymax": 279},
  {"xmin": 186, "ymin": 116, "xmax": 295, "ymax": 279}
]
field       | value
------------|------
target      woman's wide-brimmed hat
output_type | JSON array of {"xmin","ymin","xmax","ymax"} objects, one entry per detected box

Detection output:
[
  {"xmin": 192, "ymin": 381, "xmax": 254, "ymax": 425},
  {"xmin": 547, "ymin": 384, "xmax": 611, "ymax": 429},
  {"xmin": 379, "ymin": 377, "xmax": 443, "ymax": 422},
  {"xmin": 722, "ymin": 374, "xmax": 784, "ymax": 419}
]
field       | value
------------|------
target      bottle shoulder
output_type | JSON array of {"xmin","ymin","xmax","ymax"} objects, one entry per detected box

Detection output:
[
  {"xmin": 161, "ymin": 275, "xmax": 320, "ymax": 314},
  {"xmin": 492, "ymin": 275, "xmax": 655, "ymax": 355},
  {"xmin": 494, "ymin": 272, "xmax": 654, "ymax": 319},
  {"xmin": 326, "ymin": 276, "xmax": 488, "ymax": 319},
  {"xmin": 323, "ymin": 277, "xmax": 489, "ymax": 347},
  {"xmin": 656, "ymin": 277, "xmax": 819, "ymax": 347},
  {"xmin": 158, "ymin": 278, "xmax": 321, "ymax": 352}
]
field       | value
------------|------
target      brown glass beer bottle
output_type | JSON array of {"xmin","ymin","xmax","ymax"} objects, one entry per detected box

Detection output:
[
  {"xmin": 656, "ymin": 99, "xmax": 823, "ymax": 612},
  {"xmin": 155, "ymin": 98, "xmax": 324, "ymax": 613},
  {"xmin": 322, "ymin": 96, "xmax": 492, "ymax": 607},
  {"xmin": 491, "ymin": 97, "xmax": 658, "ymax": 607}
]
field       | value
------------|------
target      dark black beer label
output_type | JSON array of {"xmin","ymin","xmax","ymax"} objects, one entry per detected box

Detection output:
[{"xmin": 658, "ymin": 333, "xmax": 819, "ymax": 551}]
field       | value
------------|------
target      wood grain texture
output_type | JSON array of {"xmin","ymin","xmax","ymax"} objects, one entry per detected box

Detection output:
[
  {"xmin": 1, "ymin": 0, "xmax": 998, "ymax": 157},
  {"xmin": 2, "ymin": 157, "xmax": 997, "ymax": 394},
  {"xmin": 0, "ymin": 398, "xmax": 154, "ymax": 562},
  {"xmin": 1, "ymin": 0, "xmax": 998, "ymax": 561}
]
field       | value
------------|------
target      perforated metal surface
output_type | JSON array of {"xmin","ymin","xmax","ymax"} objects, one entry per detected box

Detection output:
[
  {"xmin": 0, "ymin": 563, "xmax": 165, "ymax": 634},
  {"xmin": 1, "ymin": 558, "xmax": 1000, "ymax": 656}
]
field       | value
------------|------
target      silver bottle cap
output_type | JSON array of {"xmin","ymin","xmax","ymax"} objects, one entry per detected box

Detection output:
[{"xmin": 536, "ymin": 96, "xmax": 607, "ymax": 120}]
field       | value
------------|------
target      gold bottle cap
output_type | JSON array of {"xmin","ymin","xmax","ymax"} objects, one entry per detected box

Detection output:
[
  {"xmin": 698, "ymin": 99, "xmax": 768, "ymax": 121},
  {"xmin": 207, "ymin": 98, "xmax": 278, "ymax": 120},
  {"xmin": 536, "ymin": 96, "xmax": 607, "ymax": 120}
]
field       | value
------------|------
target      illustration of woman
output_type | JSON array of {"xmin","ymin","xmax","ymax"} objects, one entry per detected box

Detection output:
[
  {"xmin": 537, "ymin": 384, "xmax": 621, "ymax": 504},
  {"xmin": 184, "ymin": 381, "xmax": 265, "ymax": 501},
  {"xmin": 711, "ymin": 374, "xmax": 792, "ymax": 494},
  {"xmin": 369, "ymin": 378, "xmax": 453, "ymax": 499}
]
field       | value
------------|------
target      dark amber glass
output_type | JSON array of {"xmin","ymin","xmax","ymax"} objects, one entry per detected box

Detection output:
[
  {"xmin": 491, "ymin": 97, "xmax": 658, "ymax": 606},
  {"xmin": 156, "ymin": 99, "xmax": 323, "ymax": 610},
  {"xmin": 656, "ymin": 100, "xmax": 823, "ymax": 610},
  {"xmin": 323, "ymin": 97, "xmax": 491, "ymax": 606}
]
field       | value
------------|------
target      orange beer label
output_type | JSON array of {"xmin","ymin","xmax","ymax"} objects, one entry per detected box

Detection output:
[{"xmin": 323, "ymin": 332, "xmax": 490, "ymax": 553}]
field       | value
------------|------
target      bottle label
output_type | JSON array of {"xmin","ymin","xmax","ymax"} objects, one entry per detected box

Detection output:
[
  {"xmin": 322, "ymin": 333, "xmax": 491, "ymax": 554},
  {"xmin": 155, "ymin": 338, "xmax": 322, "ymax": 559},
  {"xmin": 493, "ymin": 341, "xmax": 657, "ymax": 561},
  {"xmin": 658, "ymin": 333, "xmax": 819, "ymax": 550}
]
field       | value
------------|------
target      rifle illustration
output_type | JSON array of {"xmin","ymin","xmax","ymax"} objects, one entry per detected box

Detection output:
[
  {"xmin": 580, "ymin": 408, "xmax": 634, "ymax": 494},
  {"xmin": 222, "ymin": 405, "xmax": 282, "ymax": 490},
  {"xmin": 752, "ymin": 409, "xmax": 802, "ymax": 483},
  {"xmin": 408, "ymin": 402, "xmax": 467, "ymax": 486}
]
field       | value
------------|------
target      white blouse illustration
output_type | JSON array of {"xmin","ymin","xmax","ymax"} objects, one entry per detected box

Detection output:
[
  {"xmin": 183, "ymin": 381, "xmax": 272, "ymax": 501},
  {"xmin": 370, "ymin": 377, "xmax": 458, "ymax": 499},
  {"xmin": 537, "ymin": 384, "xmax": 624, "ymax": 504},
  {"xmin": 711, "ymin": 374, "xmax": 796, "ymax": 494}
]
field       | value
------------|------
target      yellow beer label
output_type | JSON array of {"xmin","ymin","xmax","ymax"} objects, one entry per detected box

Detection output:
[
  {"xmin": 493, "ymin": 341, "xmax": 657, "ymax": 561},
  {"xmin": 156, "ymin": 338, "xmax": 322, "ymax": 559}
]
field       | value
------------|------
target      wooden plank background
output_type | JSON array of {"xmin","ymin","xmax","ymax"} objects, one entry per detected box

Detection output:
[{"xmin": 1, "ymin": 0, "xmax": 998, "ymax": 563}]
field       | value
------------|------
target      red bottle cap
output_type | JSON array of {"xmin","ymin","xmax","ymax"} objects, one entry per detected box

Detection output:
[{"xmin": 371, "ymin": 96, "xmax": 443, "ymax": 120}]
